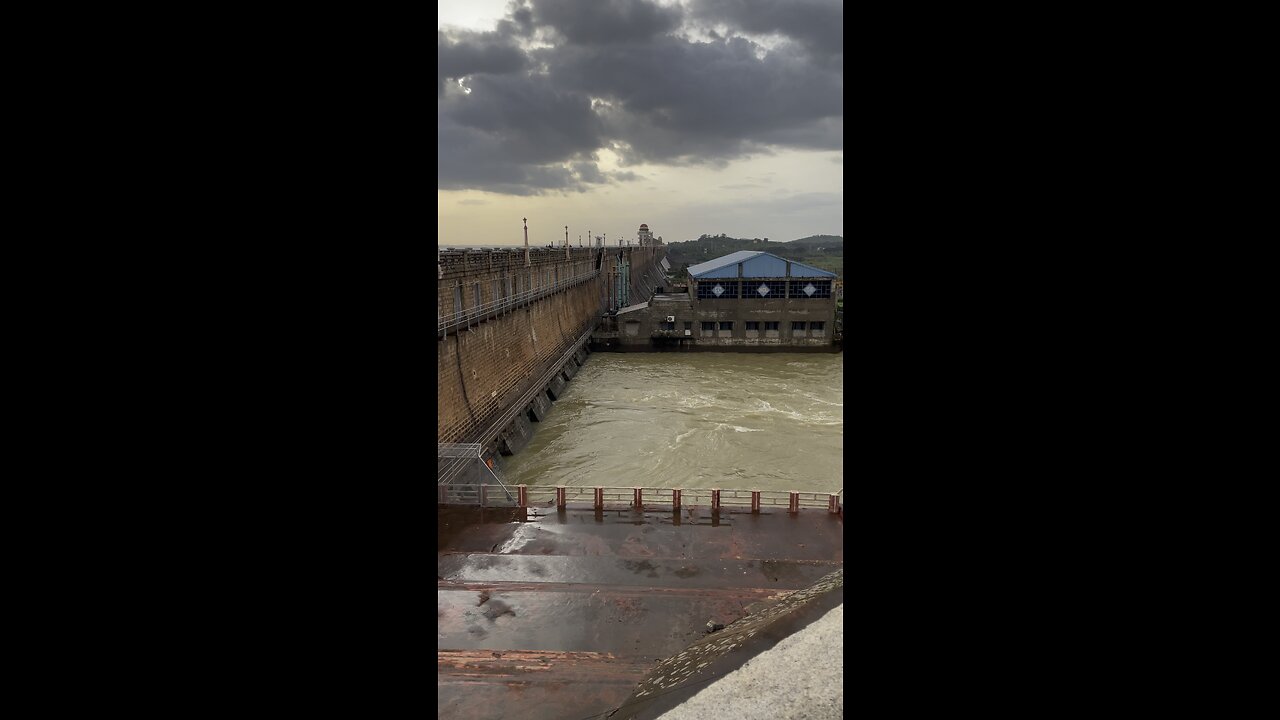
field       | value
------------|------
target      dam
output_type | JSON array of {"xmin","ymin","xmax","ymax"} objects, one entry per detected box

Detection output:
[
  {"xmin": 438, "ymin": 230, "xmax": 843, "ymax": 719},
  {"xmin": 437, "ymin": 239, "xmax": 666, "ymax": 464}
]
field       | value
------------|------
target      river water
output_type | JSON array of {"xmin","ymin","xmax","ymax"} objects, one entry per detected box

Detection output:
[{"xmin": 501, "ymin": 352, "xmax": 843, "ymax": 492}]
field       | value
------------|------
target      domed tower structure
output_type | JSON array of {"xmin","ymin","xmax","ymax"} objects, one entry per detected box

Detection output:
[{"xmin": 638, "ymin": 223, "xmax": 653, "ymax": 246}]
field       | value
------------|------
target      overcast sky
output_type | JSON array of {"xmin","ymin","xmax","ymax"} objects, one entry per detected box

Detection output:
[{"xmin": 438, "ymin": 0, "xmax": 842, "ymax": 246}]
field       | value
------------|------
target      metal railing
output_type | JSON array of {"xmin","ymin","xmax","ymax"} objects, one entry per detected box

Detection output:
[
  {"xmin": 439, "ymin": 268, "xmax": 600, "ymax": 336},
  {"xmin": 437, "ymin": 443, "xmax": 514, "ymax": 500},
  {"xmin": 438, "ymin": 443, "xmax": 483, "ymax": 458},
  {"xmin": 438, "ymin": 483, "xmax": 521, "ymax": 507},
  {"xmin": 437, "ymin": 246, "xmax": 601, "ymax": 275},
  {"xmin": 439, "ymin": 484, "xmax": 844, "ymax": 514}
]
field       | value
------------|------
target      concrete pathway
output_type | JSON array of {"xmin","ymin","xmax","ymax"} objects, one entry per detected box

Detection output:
[{"xmin": 657, "ymin": 604, "xmax": 843, "ymax": 720}]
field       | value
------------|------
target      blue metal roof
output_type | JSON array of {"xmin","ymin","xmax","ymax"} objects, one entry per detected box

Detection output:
[
  {"xmin": 687, "ymin": 251, "xmax": 761, "ymax": 277},
  {"xmin": 687, "ymin": 251, "xmax": 836, "ymax": 279}
]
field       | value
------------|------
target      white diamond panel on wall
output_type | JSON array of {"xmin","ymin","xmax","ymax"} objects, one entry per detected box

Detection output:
[{"xmin": 757, "ymin": 284, "xmax": 770, "ymax": 296}]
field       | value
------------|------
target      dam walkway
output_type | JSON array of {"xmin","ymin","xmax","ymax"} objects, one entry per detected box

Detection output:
[{"xmin": 437, "ymin": 503, "xmax": 843, "ymax": 720}]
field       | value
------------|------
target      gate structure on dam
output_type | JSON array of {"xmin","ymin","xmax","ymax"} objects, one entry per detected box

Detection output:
[{"xmin": 437, "ymin": 242, "xmax": 666, "ymax": 485}]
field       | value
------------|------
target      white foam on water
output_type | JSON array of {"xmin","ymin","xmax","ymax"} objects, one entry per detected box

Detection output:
[
  {"xmin": 679, "ymin": 396, "xmax": 715, "ymax": 409},
  {"xmin": 715, "ymin": 423, "xmax": 763, "ymax": 433},
  {"xmin": 802, "ymin": 393, "xmax": 844, "ymax": 407}
]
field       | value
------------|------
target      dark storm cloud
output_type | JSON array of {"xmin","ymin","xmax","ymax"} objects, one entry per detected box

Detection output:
[
  {"xmin": 438, "ymin": 0, "xmax": 842, "ymax": 195},
  {"xmin": 525, "ymin": 0, "xmax": 683, "ymax": 44},
  {"xmin": 437, "ymin": 29, "xmax": 527, "ymax": 96},
  {"xmin": 544, "ymin": 34, "xmax": 841, "ymax": 164},
  {"xmin": 689, "ymin": 0, "xmax": 843, "ymax": 63},
  {"xmin": 438, "ymin": 72, "xmax": 608, "ymax": 194},
  {"xmin": 572, "ymin": 161, "xmax": 607, "ymax": 183}
]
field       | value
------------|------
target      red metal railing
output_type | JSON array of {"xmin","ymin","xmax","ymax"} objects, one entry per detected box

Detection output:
[{"xmin": 440, "ymin": 484, "xmax": 842, "ymax": 514}]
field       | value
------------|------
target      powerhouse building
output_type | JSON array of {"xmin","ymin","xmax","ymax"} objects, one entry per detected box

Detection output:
[{"xmin": 597, "ymin": 250, "xmax": 839, "ymax": 351}]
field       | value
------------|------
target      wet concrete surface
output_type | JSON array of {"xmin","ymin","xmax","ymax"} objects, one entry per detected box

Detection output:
[
  {"xmin": 440, "ymin": 505, "xmax": 843, "ymax": 562},
  {"xmin": 440, "ymin": 554, "xmax": 838, "ymax": 589},
  {"xmin": 437, "ymin": 505, "xmax": 843, "ymax": 720},
  {"xmin": 439, "ymin": 585, "xmax": 782, "ymax": 654}
]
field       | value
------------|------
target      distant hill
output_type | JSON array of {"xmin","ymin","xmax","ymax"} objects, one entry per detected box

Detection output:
[
  {"xmin": 787, "ymin": 235, "xmax": 843, "ymax": 248},
  {"xmin": 664, "ymin": 234, "xmax": 843, "ymax": 278}
]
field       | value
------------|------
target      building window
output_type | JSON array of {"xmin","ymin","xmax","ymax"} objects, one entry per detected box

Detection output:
[
  {"xmin": 811, "ymin": 322, "xmax": 825, "ymax": 331},
  {"xmin": 792, "ymin": 322, "xmax": 806, "ymax": 331},
  {"xmin": 684, "ymin": 321, "xmax": 692, "ymax": 330},
  {"xmin": 493, "ymin": 279, "xmax": 500, "ymax": 302},
  {"xmin": 697, "ymin": 280, "xmax": 738, "ymax": 299},
  {"xmin": 454, "ymin": 286, "xmax": 463, "ymax": 314},
  {"xmin": 719, "ymin": 321, "xmax": 733, "ymax": 331},
  {"xmin": 764, "ymin": 321, "xmax": 779, "ymax": 330},
  {"xmin": 661, "ymin": 321, "xmax": 675, "ymax": 331},
  {"xmin": 701, "ymin": 322, "xmax": 716, "ymax": 331},
  {"xmin": 474, "ymin": 283, "xmax": 481, "ymax": 308},
  {"xmin": 787, "ymin": 280, "xmax": 832, "ymax": 298},
  {"xmin": 746, "ymin": 321, "xmax": 760, "ymax": 330},
  {"xmin": 746, "ymin": 280, "xmax": 787, "ymax": 299}
]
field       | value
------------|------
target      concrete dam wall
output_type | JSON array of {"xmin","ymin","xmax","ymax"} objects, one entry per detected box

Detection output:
[{"xmin": 438, "ymin": 245, "xmax": 666, "ymax": 455}]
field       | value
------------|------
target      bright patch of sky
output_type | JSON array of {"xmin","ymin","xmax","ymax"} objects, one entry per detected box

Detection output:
[{"xmin": 438, "ymin": 0, "xmax": 512, "ymax": 32}]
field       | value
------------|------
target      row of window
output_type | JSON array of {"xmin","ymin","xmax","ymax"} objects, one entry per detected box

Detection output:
[
  {"xmin": 696, "ymin": 280, "xmax": 832, "ymax": 300},
  {"xmin": 696, "ymin": 321, "xmax": 825, "ymax": 331}
]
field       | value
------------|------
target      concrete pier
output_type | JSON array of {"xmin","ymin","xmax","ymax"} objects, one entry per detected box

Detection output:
[
  {"xmin": 560, "ymin": 358, "xmax": 579, "ymax": 380},
  {"xmin": 497, "ymin": 414, "xmax": 534, "ymax": 456},
  {"xmin": 527, "ymin": 393, "xmax": 552, "ymax": 422},
  {"xmin": 546, "ymin": 374, "xmax": 568, "ymax": 400}
]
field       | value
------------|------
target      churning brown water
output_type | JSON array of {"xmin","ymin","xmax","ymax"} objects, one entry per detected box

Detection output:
[{"xmin": 501, "ymin": 352, "xmax": 843, "ymax": 492}]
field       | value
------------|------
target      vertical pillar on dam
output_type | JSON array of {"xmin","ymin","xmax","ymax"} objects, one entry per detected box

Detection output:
[
  {"xmin": 527, "ymin": 393, "xmax": 553, "ymax": 422},
  {"xmin": 546, "ymin": 374, "xmax": 568, "ymax": 400},
  {"xmin": 498, "ymin": 414, "xmax": 534, "ymax": 456},
  {"xmin": 561, "ymin": 358, "xmax": 579, "ymax": 380}
]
